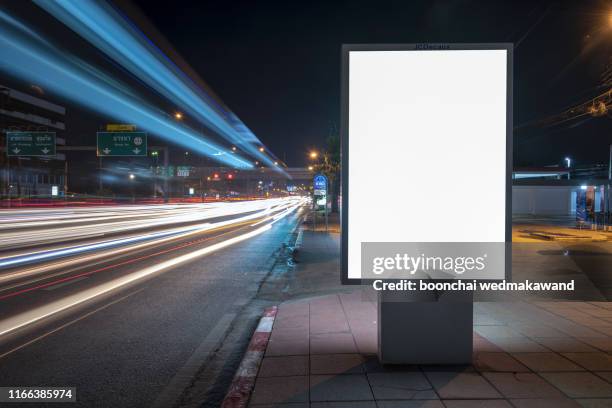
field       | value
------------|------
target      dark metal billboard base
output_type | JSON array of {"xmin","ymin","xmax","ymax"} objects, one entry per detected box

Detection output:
[{"xmin": 378, "ymin": 288, "xmax": 473, "ymax": 365}]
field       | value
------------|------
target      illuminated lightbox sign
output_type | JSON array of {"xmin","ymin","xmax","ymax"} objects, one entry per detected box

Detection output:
[{"xmin": 341, "ymin": 44, "xmax": 512, "ymax": 284}]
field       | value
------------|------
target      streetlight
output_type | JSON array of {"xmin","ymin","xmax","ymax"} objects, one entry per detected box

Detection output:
[
  {"xmin": 129, "ymin": 173, "xmax": 135, "ymax": 180},
  {"xmin": 274, "ymin": 161, "xmax": 278, "ymax": 166},
  {"xmin": 174, "ymin": 112, "xmax": 183, "ymax": 120},
  {"xmin": 308, "ymin": 165, "xmax": 314, "ymax": 171},
  {"xmin": 231, "ymin": 146, "xmax": 237, "ymax": 151},
  {"xmin": 565, "ymin": 157, "xmax": 571, "ymax": 168},
  {"xmin": 309, "ymin": 151, "xmax": 318, "ymax": 160},
  {"xmin": 259, "ymin": 147, "xmax": 265, "ymax": 152}
]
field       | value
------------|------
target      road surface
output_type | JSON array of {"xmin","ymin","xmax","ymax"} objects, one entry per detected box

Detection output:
[{"xmin": 0, "ymin": 198, "xmax": 306, "ymax": 407}]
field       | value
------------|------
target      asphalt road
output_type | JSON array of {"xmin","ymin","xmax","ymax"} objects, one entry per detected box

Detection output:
[{"xmin": 0, "ymin": 198, "xmax": 306, "ymax": 407}]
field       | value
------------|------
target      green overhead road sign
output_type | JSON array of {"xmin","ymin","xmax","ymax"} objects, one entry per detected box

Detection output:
[
  {"xmin": 7, "ymin": 132, "xmax": 56, "ymax": 157},
  {"xmin": 97, "ymin": 132, "xmax": 147, "ymax": 157}
]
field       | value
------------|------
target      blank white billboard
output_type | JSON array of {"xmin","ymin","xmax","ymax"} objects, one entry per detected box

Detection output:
[{"xmin": 342, "ymin": 45, "xmax": 512, "ymax": 282}]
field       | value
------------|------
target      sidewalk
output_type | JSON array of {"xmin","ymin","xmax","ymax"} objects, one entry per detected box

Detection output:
[
  {"xmin": 240, "ymin": 217, "xmax": 612, "ymax": 407},
  {"xmin": 248, "ymin": 293, "xmax": 612, "ymax": 407},
  {"xmin": 512, "ymin": 224, "xmax": 610, "ymax": 243}
]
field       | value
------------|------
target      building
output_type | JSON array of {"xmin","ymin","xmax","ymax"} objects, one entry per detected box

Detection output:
[{"xmin": 0, "ymin": 84, "xmax": 66, "ymax": 198}]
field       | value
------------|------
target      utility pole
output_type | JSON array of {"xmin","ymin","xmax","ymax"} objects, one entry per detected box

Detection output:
[{"xmin": 608, "ymin": 145, "xmax": 611, "ymax": 231}]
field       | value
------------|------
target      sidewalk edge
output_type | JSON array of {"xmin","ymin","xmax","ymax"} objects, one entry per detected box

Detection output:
[{"xmin": 220, "ymin": 306, "xmax": 277, "ymax": 408}]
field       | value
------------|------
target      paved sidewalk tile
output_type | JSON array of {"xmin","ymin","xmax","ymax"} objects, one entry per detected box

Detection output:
[
  {"xmin": 575, "ymin": 399, "xmax": 612, "ymax": 408},
  {"xmin": 595, "ymin": 371, "xmax": 612, "ymax": 383},
  {"xmin": 424, "ymin": 371, "xmax": 502, "ymax": 399},
  {"xmin": 562, "ymin": 352, "xmax": 612, "ymax": 371},
  {"xmin": 310, "ymin": 402, "xmax": 376, "ymax": 408},
  {"xmin": 531, "ymin": 337, "xmax": 598, "ymax": 353},
  {"xmin": 367, "ymin": 371, "xmax": 437, "ymax": 400},
  {"xmin": 473, "ymin": 333, "xmax": 504, "ymax": 352},
  {"xmin": 488, "ymin": 337, "xmax": 550, "ymax": 353},
  {"xmin": 250, "ymin": 291, "xmax": 612, "ymax": 408},
  {"xmin": 442, "ymin": 401, "xmax": 512, "ymax": 408},
  {"xmin": 509, "ymin": 398, "xmax": 582, "ymax": 407},
  {"xmin": 310, "ymin": 333, "xmax": 358, "ymax": 355},
  {"xmin": 259, "ymin": 356, "xmax": 309, "ymax": 377},
  {"xmin": 475, "ymin": 325, "xmax": 524, "ymax": 339},
  {"xmin": 250, "ymin": 376, "xmax": 309, "ymax": 405},
  {"xmin": 483, "ymin": 372, "xmax": 564, "ymax": 398},
  {"xmin": 310, "ymin": 354, "xmax": 365, "ymax": 374},
  {"xmin": 540, "ymin": 372, "xmax": 612, "ymax": 398},
  {"xmin": 473, "ymin": 352, "xmax": 530, "ymax": 372},
  {"xmin": 577, "ymin": 337, "xmax": 612, "ymax": 352},
  {"xmin": 310, "ymin": 374, "xmax": 374, "ymax": 401},
  {"xmin": 511, "ymin": 324, "xmax": 566, "ymax": 338},
  {"xmin": 376, "ymin": 401, "xmax": 444, "ymax": 408},
  {"xmin": 512, "ymin": 352, "xmax": 583, "ymax": 372}
]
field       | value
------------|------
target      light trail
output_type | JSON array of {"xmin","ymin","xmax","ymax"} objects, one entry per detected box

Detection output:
[
  {"xmin": 33, "ymin": 0, "xmax": 286, "ymax": 173},
  {"xmin": 0, "ymin": 198, "xmax": 305, "ymax": 337},
  {"xmin": 0, "ymin": 10, "xmax": 252, "ymax": 168},
  {"xmin": 0, "ymin": 199, "xmax": 294, "ymax": 250}
]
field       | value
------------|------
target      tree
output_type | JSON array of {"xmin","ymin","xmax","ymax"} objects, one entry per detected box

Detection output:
[{"xmin": 314, "ymin": 132, "xmax": 341, "ymax": 213}]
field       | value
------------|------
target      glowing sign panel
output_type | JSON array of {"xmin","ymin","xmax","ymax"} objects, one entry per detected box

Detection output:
[{"xmin": 341, "ymin": 44, "xmax": 512, "ymax": 283}]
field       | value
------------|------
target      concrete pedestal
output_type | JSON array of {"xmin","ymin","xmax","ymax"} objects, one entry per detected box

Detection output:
[{"xmin": 378, "ymin": 288, "xmax": 473, "ymax": 365}]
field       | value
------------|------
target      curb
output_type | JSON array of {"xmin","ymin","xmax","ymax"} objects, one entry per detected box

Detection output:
[{"xmin": 221, "ymin": 306, "xmax": 277, "ymax": 408}]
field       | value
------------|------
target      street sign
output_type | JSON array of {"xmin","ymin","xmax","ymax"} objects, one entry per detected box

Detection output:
[
  {"xmin": 106, "ymin": 124, "xmax": 136, "ymax": 131},
  {"xmin": 177, "ymin": 166, "xmax": 190, "ymax": 177},
  {"xmin": 97, "ymin": 132, "xmax": 147, "ymax": 156},
  {"xmin": 313, "ymin": 174, "xmax": 327, "ymax": 194},
  {"xmin": 7, "ymin": 132, "xmax": 56, "ymax": 157}
]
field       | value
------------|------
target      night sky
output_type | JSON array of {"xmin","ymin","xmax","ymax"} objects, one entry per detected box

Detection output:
[
  {"xmin": 128, "ymin": 0, "xmax": 612, "ymax": 167},
  {"xmin": 5, "ymin": 0, "xmax": 612, "ymax": 168}
]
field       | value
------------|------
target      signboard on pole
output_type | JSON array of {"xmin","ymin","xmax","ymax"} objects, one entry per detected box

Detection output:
[
  {"xmin": 177, "ymin": 166, "xmax": 191, "ymax": 177},
  {"xmin": 97, "ymin": 132, "xmax": 147, "ymax": 156},
  {"xmin": 313, "ymin": 174, "xmax": 327, "ymax": 196},
  {"xmin": 7, "ymin": 132, "xmax": 56, "ymax": 157},
  {"xmin": 341, "ymin": 44, "xmax": 512, "ymax": 284},
  {"xmin": 106, "ymin": 124, "xmax": 136, "ymax": 132}
]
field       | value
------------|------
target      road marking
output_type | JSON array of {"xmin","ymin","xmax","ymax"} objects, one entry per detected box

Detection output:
[
  {"xmin": 0, "ymin": 225, "xmax": 272, "ymax": 337},
  {"xmin": 152, "ymin": 313, "xmax": 236, "ymax": 408},
  {"xmin": 0, "ymin": 288, "xmax": 143, "ymax": 360},
  {"xmin": 42, "ymin": 276, "xmax": 88, "ymax": 291}
]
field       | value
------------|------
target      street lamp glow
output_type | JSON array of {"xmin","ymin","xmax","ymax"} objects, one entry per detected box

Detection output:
[
  {"xmin": 274, "ymin": 161, "xmax": 278, "ymax": 166},
  {"xmin": 129, "ymin": 173, "xmax": 135, "ymax": 180},
  {"xmin": 258, "ymin": 147, "xmax": 265, "ymax": 152},
  {"xmin": 565, "ymin": 157, "xmax": 571, "ymax": 168},
  {"xmin": 308, "ymin": 165, "xmax": 314, "ymax": 171},
  {"xmin": 231, "ymin": 146, "xmax": 237, "ymax": 152},
  {"xmin": 174, "ymin": 112, "xmax": 183, "ymax": 120},
  {"xmin": 309, "ymin": 151, "xmax": 318, "ymax": 159}
]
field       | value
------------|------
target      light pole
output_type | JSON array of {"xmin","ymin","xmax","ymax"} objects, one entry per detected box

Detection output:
[{"xmin": 565, "ymin": 157, "xmax": 571, "ymax": 180}]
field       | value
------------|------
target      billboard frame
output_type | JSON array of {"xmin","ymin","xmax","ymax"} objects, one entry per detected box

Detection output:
[{"xmin": 340, "ymin": 43, "xmax": 513, "ymax": 285}]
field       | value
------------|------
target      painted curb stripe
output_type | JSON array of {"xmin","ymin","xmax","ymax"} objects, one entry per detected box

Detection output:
[{"xmin": 221, "ymin": 306, "xmax": 277, "ymax": 408}]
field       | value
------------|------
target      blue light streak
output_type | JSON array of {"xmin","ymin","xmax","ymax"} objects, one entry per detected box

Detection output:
[
  {"xmin": 0, "ymin": 10, "xmax": 253, "ymax": 168},
  {"xmin": 34, "ymin": 0, "xmax": 286, "ymax": 174}
]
